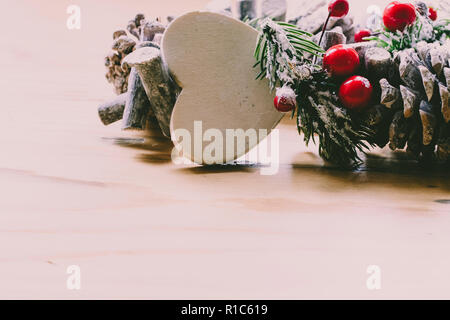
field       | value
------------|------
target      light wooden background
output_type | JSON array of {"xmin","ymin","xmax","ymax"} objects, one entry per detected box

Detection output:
[{"xmin": 0, "ymin": 0, "xmax": 449, "ymax": 299}]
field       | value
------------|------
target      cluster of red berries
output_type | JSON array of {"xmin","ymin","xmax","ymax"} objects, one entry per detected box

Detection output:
[
  {"xmin": 275, "ymin": 0, "xmax": 371, "ymax": 112},
  {"xmin": 274, "ymin": 1, "xmax": 439, "ymax": 113},
  {"xmin": 322, "ymin": 0, "xmax": 373, "ymax": 110},
  {"xmin": 274, "ymin": 0, "xmax": 352, "ymax": 113},
  {"xmin": 323, "ymin": 45, "xmax": 372, "ymax": 110}
]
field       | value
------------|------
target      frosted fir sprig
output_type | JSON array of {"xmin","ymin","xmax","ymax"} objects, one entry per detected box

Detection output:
[
  {"xmin": 367, "ymin": 6, "xmax": 449, "ymax": 53},
  {"xmin": 254, "ymin": 19, "xmax": 323, "ymax": 89},
  {"xmin": 254, "ymin": 19, "xmax": 372, "ymax": 167}
]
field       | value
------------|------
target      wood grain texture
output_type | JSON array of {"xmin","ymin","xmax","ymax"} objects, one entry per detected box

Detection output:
[{"xmin": 0, "ymin": 0, "xmax": 449, "ymax": 299}]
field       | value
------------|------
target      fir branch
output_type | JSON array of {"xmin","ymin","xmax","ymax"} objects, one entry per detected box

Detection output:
[
  {"xmin": 254, "ymin": 19, "xmax": 372, "ymax": 167},
  {"xmin": 368, "ymin": 9, "xmax": 449, "ymax": 54},
  {"xmin": 296, "ymin": 74, "xmax": 373, "ymax": 167},
  {"xmin": 434, "ymin": 18, "xmax": 450, "ymax": 39}
]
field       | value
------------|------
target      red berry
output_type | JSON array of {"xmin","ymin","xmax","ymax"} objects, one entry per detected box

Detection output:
[
  {"xmin": 328, "ymin": 0, "xmax": 349, "ymax": 18},
  {"xmin": 382, "ymin": 1, "xmax": 417, "ymax": 32},
  {"xmin": 274, "ymin": 87, "xmax": 296, "ymax": 112},
  {"xmin": 339, "ymin": 76, "xmax": 373, "ymax": 110},
  {"xmin": 354, "ymin": 29, "xmax": 372, "ymax": 42},
  {"xmin": 274, "ymin": 96, "xmax": 294, "ymax": 112},
  {"xmin": 323, "ymin": 44, "xmax": 360, "ymax": 77},
  {"xmin": 429, "ymin": 7, "xmax": 437, "ymax": 21}
]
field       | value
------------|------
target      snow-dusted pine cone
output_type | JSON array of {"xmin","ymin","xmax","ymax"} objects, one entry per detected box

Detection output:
[
  {"xmin": 104, "ymin": 13, "xmax": 166, "ymax": 94},
  {"xmin": 361, "ymin": 40, "xmax": 449, "ymax": 162},
  {"xmin": 358, "ymin": 2, "xmax": 450, "ymax": 163}
]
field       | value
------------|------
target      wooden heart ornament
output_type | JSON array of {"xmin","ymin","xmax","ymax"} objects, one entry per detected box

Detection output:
[{"xmin": 162, "ymin": 12, "xmax": 283, "ymax": 164}]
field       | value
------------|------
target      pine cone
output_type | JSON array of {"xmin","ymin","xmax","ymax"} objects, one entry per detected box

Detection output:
[
  {"xmin": 362, "ymin": 40, "xmax": 450, "ymax": 163},
  {"xmin": 104, "ymin": 14, "xmax": 167, "ymax": 95}
]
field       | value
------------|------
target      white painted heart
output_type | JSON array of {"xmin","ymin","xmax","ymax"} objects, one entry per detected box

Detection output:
[{"xmin": 162, "ymin": 11, "xmax": 283, "ymax": 164}]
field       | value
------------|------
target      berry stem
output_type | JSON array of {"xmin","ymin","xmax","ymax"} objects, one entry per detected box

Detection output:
[{"xmin": 314, "ymin": 12, "xmax": 331, "ymax": 64}]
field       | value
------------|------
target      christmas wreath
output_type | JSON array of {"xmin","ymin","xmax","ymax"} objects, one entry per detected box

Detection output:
[
  {"xmin": 98, "ymin": 1, "xmax": 449, "ymax": 169},
  {"xmin": 254, "ymin": 0, "xmax": 449, "ymax": 167}
]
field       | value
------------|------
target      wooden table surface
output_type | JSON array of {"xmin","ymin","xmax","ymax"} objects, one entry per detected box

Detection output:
[{"xmin": 0, "ymin": 0, "xmax": 449, "ymax": 299}]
